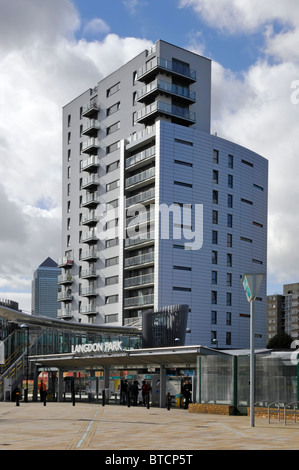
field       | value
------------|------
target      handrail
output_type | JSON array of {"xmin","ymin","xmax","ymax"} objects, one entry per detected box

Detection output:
[
  {"xmin": 284, "ymin": 402, "xmax": 299, "ymax": 425},
  {"xmin": 267, "ymin": 401, "xmax": 285, "ymax": 423}
]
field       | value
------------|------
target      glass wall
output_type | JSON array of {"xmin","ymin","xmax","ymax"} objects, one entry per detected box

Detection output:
[{"xmin": 201, "ymin": 355, "xmax": 234, "ymax": 404}]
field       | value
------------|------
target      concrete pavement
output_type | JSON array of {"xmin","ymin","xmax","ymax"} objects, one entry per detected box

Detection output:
[{"xmin": 0, "ymin": 401, "xmax": 299, "ymax": 451}]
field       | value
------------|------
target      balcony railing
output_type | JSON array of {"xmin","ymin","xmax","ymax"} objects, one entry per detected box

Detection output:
[
  {"xmin": 57, "ymin": 291, "xmax": 73, "ymax": 302},
  {"xmin": 137, "ymin": 79, "xmax": 196, "ymax": 103},
  {"xmin": 82, "ymin": 193, "xmax": 100, "ymax": 208},
  {"xmin": 82, "ymin": 119, "xmax": 100, "ymax": 137},
  {"xmin": 125, "ymin": 167, "xmax": 155, "ymax": 189},
  {"xmin": 125, "ymin": 231, "xmax": 155, "ymax": 248},
  {"xmin": 137, "ymin": 57, "xmax": 196, "ymax": 82},
  {"xmin": 81, "ymin": 286, "xmax": 98, "ymax": 297},
  {"xmin": 82, "ymin": 211, "xmax": 99, "ymax": 226},
  {"xmin": 125, "ymin": 187, "xmax": 155, "ymax": 208},
  {"xmin": 125, "ymin": 145, "xmax": 156, "ymax": 169},
  {"xmin": 57, "ymin": 257, "xmax": 73, "ymax": 268},
  {"xmin": 82, "ymin": 102, "xmax": 99, "ymax": 119},
  {"xmin": 57, "ymin": 274, "xmax": 73, "ymax": 285},
  {"xmin": 82, "ymin": 137, "xmax": 100, "ymax": 155},
  {"xmin": 57, "ymin": 308, "xmax": 73, "ymax": 319},
  {"xmin": 80, "ymin": 305, "xmax": 97, "ymax": 315},
  {"xmin": 81, "ymin": 175, "xmax": 99, "ymax": 190},
  {"xmin": 82, "ymin": 229, "xmax": 98, "ymax": 243},
  {"xmin": 136, "ymin": 100, "xmax": 196, "ymax": 125},
  {"xmin": 81, "ymin": 249, "xmax": 98, "ymax": 261},
  {"xmin": 81, "ymin": 268, "xmax": 98, "ymax": 279},
  {"xmin": 124, "ymin": 251, "xmax": 154, "ymax": 268},
  {"xmin": 124, "ymin": 294, "xmax": 154, "ymax": 308},
  {"xmin": 81, "ymin": 155, "xmax": 100, "ymax": 172},
  {"xmin": 124, "ymin": 273, "xmax": 154, "ymax": 288}
]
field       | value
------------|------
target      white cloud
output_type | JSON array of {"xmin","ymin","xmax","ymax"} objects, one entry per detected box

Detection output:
[
  {"xmin": 83, "ymin": 18, "xmax": 110, "ymax": 37},
  {"xmin": 0, "ymin": 0, "xmax": 153, "ymax": 309},
  {"xmin": 185, "ymin": 1, "xmax": 299, "ymax": 289}
]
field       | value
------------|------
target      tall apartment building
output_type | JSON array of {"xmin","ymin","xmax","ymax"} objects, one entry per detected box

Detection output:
[
  {"xmin": 267, "ymin": 283, "xmax": 299, "ymax": 343},
  {"xmin": 58, "ymin": 40, "xmax": 268, "ymax": 349},
  {"xmin": 32, "ymin": 257, "xmax": 61, "ymax": 318}
]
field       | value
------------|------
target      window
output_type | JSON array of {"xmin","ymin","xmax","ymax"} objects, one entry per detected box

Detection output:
[
  {"xmin": 212, "ymin": 230, "xmax": 218, "ymax": 245},
  {"xmin": 107, "ymin": 141, "xmax": 120, "ymax": 154},
  {"xmin": 228, "ymin": 154, "xmax": 234, "ymax": 169},
  {"xmin": 106, "ymin": 180, "xmax": 120, "ymax": 192},
  {"xmin": 242, "ymin": 159, "xmax": 253, "ymax": 167},
  {"xmin": 228, "ymin": 174, "xmax": 233, "ymax": 188},
  {"xmin": 106, "ymin": 256, "xmax": 119, "ymax": 267},
  {"xmin": 253, "ymin": 221, "xmax": 263, "ymax": 228},
  {"xmin": 174, "ymin": 181, "xmax": 192, "ymax": 188},
  {"xmin": 107, "ymin": 102, "xmax": 120, "ymax": 116},
  {"xmin": 241, "ymin": 236, "xmax": 252, "ymax": 243},
  {"xmin": 106, "ymin": 161, "xmax": 120, "ymax": 173},
  {"xmin": 106, "ymin": 238, "xmax": 119, "ymax": 248},
  {"xmin": 105, "ymin": 295, "xmax": 119, "ymax": 304},
  {"xmin": 213, "ymin": 170, "xmax": 218, "ymax": 184},
  {"xmin": 213, "ymin": 149, "xmax": 219, "ymax": 164},
  {"xmin": 68, "ymin": 132, "xmax": 71, "ymax": 144},
  {"xmin": 173, "ymin": 287, "xmax": 192, "ymax": 292},
  {"xmin": 212, "ymin": 291, "xmax": 217, "ymax": 304},
  {"xmin": 212, "ymin": 271, "xmax": 218, "ymax": 285},
  {"xmin": 226, "ymin": 332, "xmax": 232, "ymax": 345},
  {"xmin": 227, "ymin": 214, "xmax": 233, "ymax": 228},
  {"xmin": 105, "ymin": 275, "xmax": 119, "ymax": 286},
  {"xmin": 241, "ymin": 198, "xmax": 253, "ymax": 205},
  {"xmin": 107, "ymin": 121, "xmax": 120, "ymax": 135},
  {"xmin": 226, "ymin": 292, "xmax": 232, "ymax": 306},
  {"xmin": 213, "ymin": 190, "xmax": 218, "ymax": 204},
  {"xmin": 227, "ymin": 253, "xmax": 232, "ymax": 267},
  {"xmin": 174, "ymin": 159, "xmax": 193, "ymax": 167},
  {"xmin": 212, "ymin": 210, "xmax": 218, "ymax": 224},
  {"xmin": 226, "ymin": 312, "xmax": 232, "ymax": 326},
  {"xmin": 227, "ymin": 233, "xmax": 232, "ymax": 247},
  {"xmin": 212, "ymin": 250, "xmax": 218, "ymax": 264},
  {"xmin": 173, "ymin": 266, "xmax": 192, "ymax": 271},
  {"xmin": 227, "ymin": 273, "xmax": 232, "ymax": 287},
  {"xmin": 105, "ymin": 314, "xmax": 118, "ymax": 323},
  {"xmin": 174, "ymin": 138, "xmax": 193, "ymax": 146},
  {"xmin": 107, "ymin": 82, "xmax": 120, "ymax": 97},
  {"xmin": 67, "ymin": 166, "xmax": 71, "ymax": 179},
  {"xmin": 211, "ymin": 311, "xmax": 217, "ymax": 324},
  {"xmin": 227, "ymin": 194, "xmax": 233, "ymax": 208},
  {"xmin": 211, "ymin": 331, "xmax": 217, "ymax": 343},
  {"xmin": 253, "ymin": 183, "xmax": 264, "ymax": 191}
]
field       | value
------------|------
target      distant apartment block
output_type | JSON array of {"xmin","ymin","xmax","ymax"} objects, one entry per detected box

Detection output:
[
  {"xmin": 267, "ymin": 282, "xmax": 299, "ymax": 342},
  {"xmin": 32, "ymin": 257, "xmax": 61, "ymax": 318},
  {"xmin": 59, "ymin": 40, "xmax": 268, "ymax": 348}
]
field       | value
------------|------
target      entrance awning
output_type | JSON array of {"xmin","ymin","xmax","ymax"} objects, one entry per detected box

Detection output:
[{"xmin": 29, "ymin": 345, "xmax": 226, "ymax": 370}]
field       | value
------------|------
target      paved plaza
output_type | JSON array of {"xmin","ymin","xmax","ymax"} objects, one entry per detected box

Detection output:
[{"xmin": 0, "ymin": 401, "xmax": 299, "ymax": 451}]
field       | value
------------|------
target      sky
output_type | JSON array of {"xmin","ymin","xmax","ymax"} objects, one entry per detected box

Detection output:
[{"xmin": 0, "ymin": 0, "xmax": 299, "ymax": 312}]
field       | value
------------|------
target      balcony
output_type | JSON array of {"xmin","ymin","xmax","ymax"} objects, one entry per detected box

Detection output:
[
  {"xmin": 137, "ymin": 79, "xmax": 196, "ymax": 104},
  {"xmin": 124, "ymin": 273, "xmax": 154, "ymax": 289},
  {"xmin": 82, "ymin": 193, "xmax": 100, "ymax": 208},
  {"xmin": 81, "ymin": 249, "xmax": 98, "ymax": 261},
  {"xmin": 124, "ymin": 251, "xmax": 154, "ymax": 269},
  {"xmin": 57, "ymin": 308, "xmax": 73, "ymax": 319},
  {"xmin": 125, "ymin": 167, "xmax": 155, "ymax": 190},
  {"xmin": 81, "ymin": 155, "xmax": 100, "ymax": 172},
  {"xmin": 81, "ymin": 268, "xmax": 98, "ymax": 279},
  {"xmin": 136, "ymin": 101, "xmax": 196, "ymax": 126},
  {"xmin": 81, "ymin": 286, "xmax": 98, "ymax": 297},
  {"xmin": 82, "ymin": 101, "xmax": 99, "ymax": 119},
  {"xmin": 125, "ymin": 145, "xmax": 156, "ymax": 170},
  {"xmin": 124, "ymin": 294, "xmax": 154, "ymax": 308},
  {"xmin": 57, "ymin": 257, "xmax": 73, "ymax": 268},
  {"xmin": 57, "ymin": 274, "xmax": 73, "ymax": 285},
  {"xmin": 81, "ymin": 175, "xmax": 99, "ymax": 190},
  {"xmin": 82, "ymin": 137, "xmax": 100, "ymax": 155},
  {"xmin": 125, "ymin": 187, "xmax": 155, "ymax": 208},
  {"xmin": 126, "ymin": 209, "xmax": 155, "ymax": 228},
  {"xmin": 137, "ymin": 57, "xmax": 196, "ymax": 83},
  {"xmin": 125, "ymin": 231, "xmax": 155, "ymax": 249},
  {"xmin": 82, "ymin": 119, "xmax": 100, "ymax": 137},
  {"xmin": 80, "ymin": 305, "xmax": 97, "ymax": 315},
  {"xmin": 82, "ymin": 228, "xmax": 98, "ymax": 244},
  {"xmin": 82, "ymin": 210, "xmax": 99, "ymax": 226},
  {"xmin": 58, "ymin": 290, "xmax": 73, "ymax": 302}
]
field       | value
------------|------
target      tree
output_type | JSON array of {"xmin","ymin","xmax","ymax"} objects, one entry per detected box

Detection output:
[{"xmin": 267, "ymin": 331, "xmax": 293, "ymax": 349}]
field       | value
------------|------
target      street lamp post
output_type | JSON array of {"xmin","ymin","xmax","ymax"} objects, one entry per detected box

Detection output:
[
  {"xmin": 21, "ymin": 324, "xmax": 29, "ymax": 403},
  {"xmin": 242, "ymin": 273, "xmax": 265, "ymax": 427}
]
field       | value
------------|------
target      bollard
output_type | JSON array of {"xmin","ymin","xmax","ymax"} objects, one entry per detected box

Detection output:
[
  {"xmin": 102, "ymin": 389, "xmax": 105, "ymax": 407},
  {"xmin": 167, "ymin": 393, "xmax": 171, "ymax": 410},
  {"xmin": 127, "ymin": 391, "xmax": 130, "ymax": 408},
  {"xmin": 43, "ymin": 391, "xmax": 47, "ymax": 406},
  {"xmin": 16, "ymin": 390, "xmax": 20, "ymax": 407},
  {"xmin": 147, "ymin": 392, "xmax": 150, "ymax": 409}
]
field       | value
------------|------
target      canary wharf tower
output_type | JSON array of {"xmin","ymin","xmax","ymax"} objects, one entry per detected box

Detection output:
[{"xmin": 58, "ymin": 40, "xmax": 268, "ymax": 349}]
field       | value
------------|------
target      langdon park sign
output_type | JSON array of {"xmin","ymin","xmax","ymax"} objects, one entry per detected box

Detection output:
[{"xmin": 71, "ymin": 340, "xmax": 123, "ymax": 355}]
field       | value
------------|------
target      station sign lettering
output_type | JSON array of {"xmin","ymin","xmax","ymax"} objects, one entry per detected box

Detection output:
[{"xmin": 71, "ymin": 340, "xmax": 123, "ymax": 355}]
